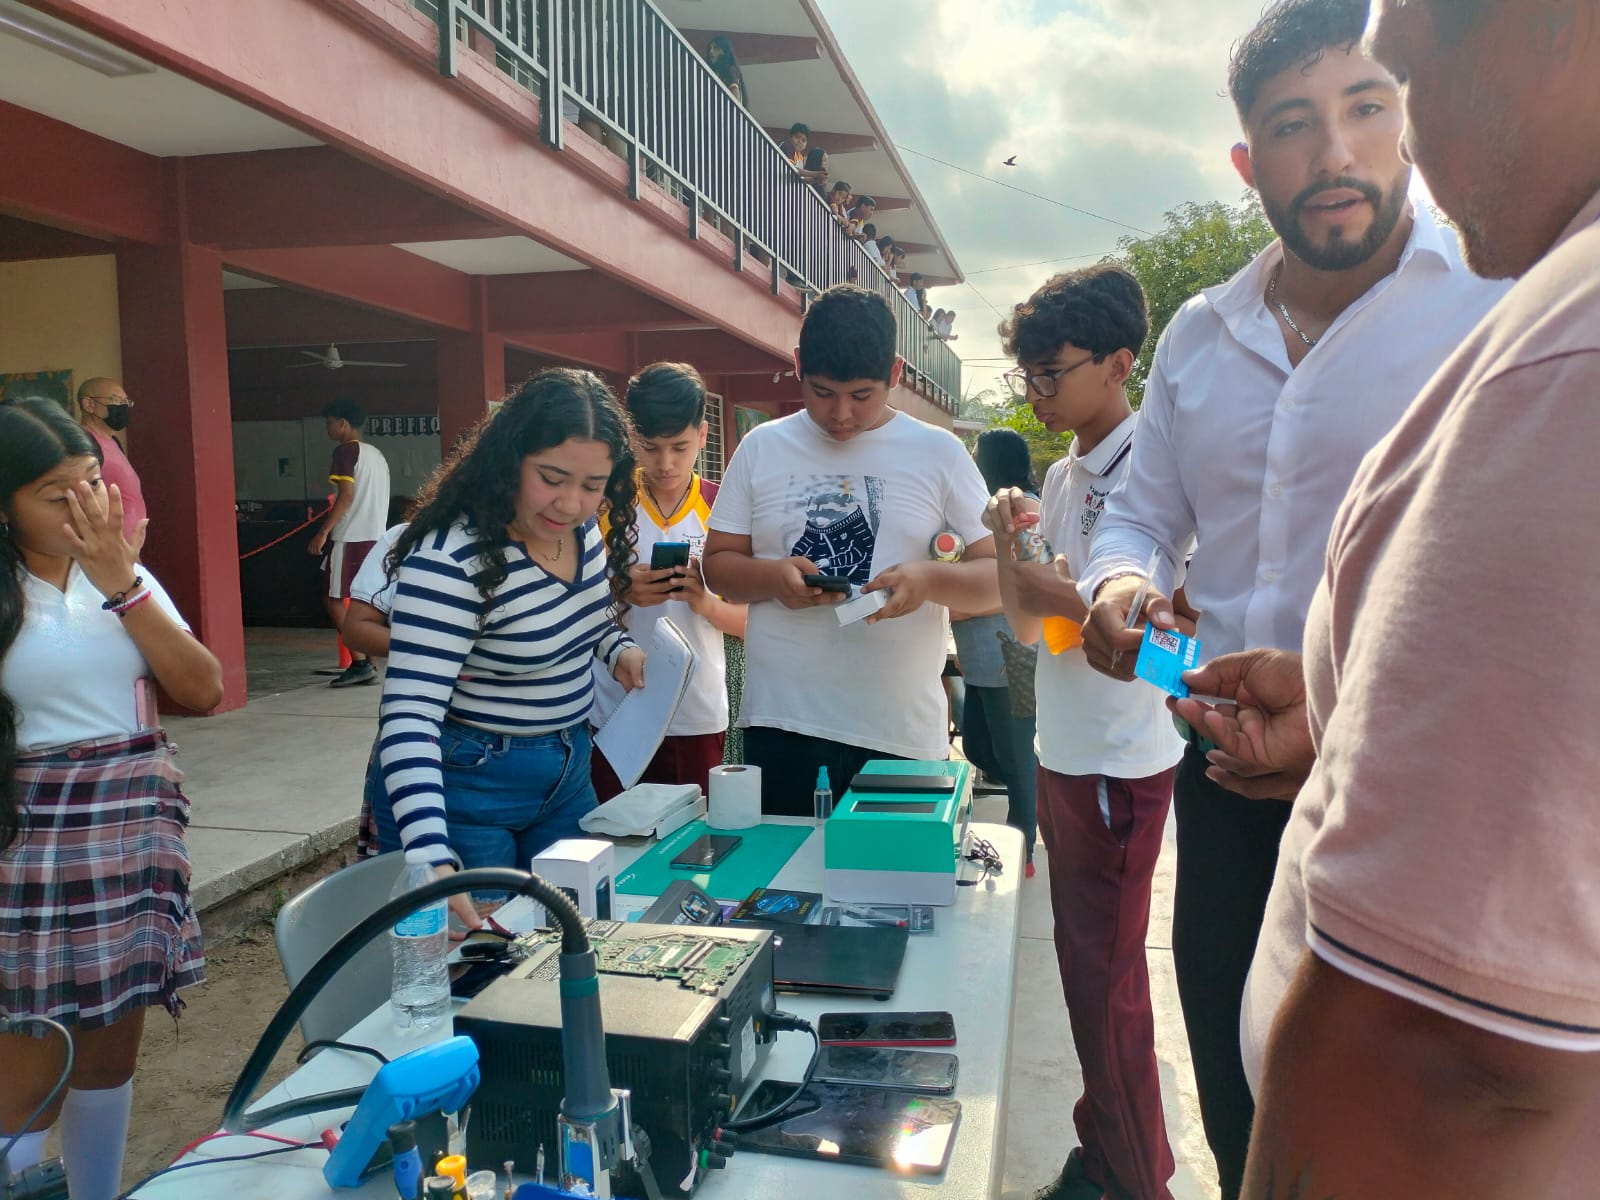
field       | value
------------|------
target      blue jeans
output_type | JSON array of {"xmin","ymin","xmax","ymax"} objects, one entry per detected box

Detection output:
[
  {"xmin": 374, "ymin": 720, "xmax": 597, "ymax": 876},
  {"xmin": 960, "ymin": 683, "xmax": 1039, "ymax": 861}
]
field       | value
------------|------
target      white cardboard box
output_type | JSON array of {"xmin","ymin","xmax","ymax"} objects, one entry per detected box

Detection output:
[{"xmin": 529, "ymin": 838, "xmax": 615, "ymax": 926}]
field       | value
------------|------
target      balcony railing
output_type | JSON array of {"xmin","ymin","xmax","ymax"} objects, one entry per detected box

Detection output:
[{"xmin": 425, "ymin": 0, "xmax": 960, "ymax": 411}]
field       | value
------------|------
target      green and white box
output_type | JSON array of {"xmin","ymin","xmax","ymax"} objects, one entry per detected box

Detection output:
[{"xmin": 824, "ymin": 760, "xmax": 972, "ymax": 906}]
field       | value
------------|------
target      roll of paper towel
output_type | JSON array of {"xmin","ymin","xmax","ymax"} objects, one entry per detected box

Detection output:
[{"xmin": 708, "ymin": 764, "xmax": 761, "ymax": 829}]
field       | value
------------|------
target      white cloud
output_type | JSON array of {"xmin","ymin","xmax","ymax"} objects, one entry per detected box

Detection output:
[{"xmin": 817, "ymin": 0, "xmax": 1272, "ymax": 396}]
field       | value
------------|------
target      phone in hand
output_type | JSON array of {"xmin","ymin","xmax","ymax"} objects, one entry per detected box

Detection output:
[
  {"xmin": 669, "ymin": 833, "xmax": 742, "ymax": 871},
  {"xmin": 803, "ymin": 573, "xmax": 852, "ymax": 594},
  {"xmin": 651, "ymin": 541, "xmax": 691, "ymax": 570},
  {"xmin": 817, "ymin": 1010, "xmax": 957, "ymax": 1047}
]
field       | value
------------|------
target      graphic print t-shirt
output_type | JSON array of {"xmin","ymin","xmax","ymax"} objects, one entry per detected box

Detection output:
[{"xmin": 709, "ymin": 410, "xmax": 992, "ymax": 759}]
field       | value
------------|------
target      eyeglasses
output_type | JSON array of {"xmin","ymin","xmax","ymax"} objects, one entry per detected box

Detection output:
[
  {"xmin": 1003, "ymin": 355, "xmax": 1098, "ymax": 400},
  {"xmin": 84, "ymin": 394, "xmax": 133, "ymax": 407}
]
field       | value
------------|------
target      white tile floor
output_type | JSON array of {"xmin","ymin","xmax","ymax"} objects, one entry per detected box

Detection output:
[{"xmin": 969, "ymin": 791, "xmax": 1220, "ymax": 1200}]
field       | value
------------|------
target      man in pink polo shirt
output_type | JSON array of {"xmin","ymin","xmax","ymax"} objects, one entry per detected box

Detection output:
[
  {"xmin": 76, "ymin": 377, "xmax": 146, "ymax": 543},
  {"xmin": 1176, "ymin": 1, "xmax": 1600, "ymax": 1194}
]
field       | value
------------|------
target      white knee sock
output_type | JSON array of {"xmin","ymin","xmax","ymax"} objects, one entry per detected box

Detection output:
[
  {"xmin": 2, "ymin": 1129, "xmax": 49, "ymax": 1177},
  {"xmin": 60, "ymin": 1081, "xmax": 132, "ymax": 1200}
]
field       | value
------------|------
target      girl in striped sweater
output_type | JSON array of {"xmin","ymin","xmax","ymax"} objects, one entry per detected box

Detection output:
[{"xmin": 373, "ymin": 370, "xmax": 644, "ymax": 928}]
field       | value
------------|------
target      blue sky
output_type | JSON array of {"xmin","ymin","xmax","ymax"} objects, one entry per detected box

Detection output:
[{"xmin": 815, "ymin": 0, "xmax": 1275, "ymax": 397}]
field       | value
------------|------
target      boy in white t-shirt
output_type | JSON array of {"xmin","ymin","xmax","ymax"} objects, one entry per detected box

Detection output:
[
  {"xmin": 704, "ymin": 285, "xmax": 998, "ymax": 815},
  {"xmin": 591, "ymin": 363, "xmax": 747, "ymax": 799},
  {"xmin": 984, "ymin": 266, "xmax": 1185, "ymax": 1200}
]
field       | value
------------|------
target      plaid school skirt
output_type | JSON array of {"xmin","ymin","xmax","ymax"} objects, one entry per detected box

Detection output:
[{"xmin": 1, "ymin": 730, "xmax": 206, "ymax": 1032}]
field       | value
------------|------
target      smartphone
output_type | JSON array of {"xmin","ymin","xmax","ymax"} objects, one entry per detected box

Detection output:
[
  {"xmin": 651, "ymin": 541, "xmax": 691, "ymax": 570},
  {"xmin": 814, "ymin": 1046, "xmax": 959, "ymax": 1095},
  {"xmin": 817, "ymin": 1010, "xmax": 957, "ymax": 1047},
  {"xmin": 669, "ymin": 833, "xmax": 742, "ymax": 871},
  {"xmin": 802, "ymin": 573, "xmax": 852, "ymax": 593},
  {"xmin": 737, "ymin": 1080, "xmax": 961, "ymax": 1174}
]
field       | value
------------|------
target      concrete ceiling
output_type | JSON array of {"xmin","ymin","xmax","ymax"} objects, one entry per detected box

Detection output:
[
  {"xmin": 394, "ymin": 236, "xmax": 588, "ymax": 276},
  {"xmin": 222, "ymin": 271, "xmax": 277, "ymax": 291},
  {"xmin": 652, "ymin": 1, "xmax": 814, "ymax": 38},
  {"xmin": 0, "ymin": 0, "xmax": 319, "ymax": 156}
]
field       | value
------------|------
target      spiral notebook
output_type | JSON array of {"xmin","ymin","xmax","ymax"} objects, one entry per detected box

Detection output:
[{"xmin": 594, "ymin": 617, "xmax": 697, "ymax": 788}]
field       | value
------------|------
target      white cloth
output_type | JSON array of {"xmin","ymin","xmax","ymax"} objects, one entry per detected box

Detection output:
[
  {"xmin": 1078, "ymin": 205, "xmax": 1509, "ymax": 659},
  {"xmin": 330, "ymin": 440, "xmax": 391, "ymax": 544},
  {"xmin": 579, "ymin": 783, "xmax": 702, "ymax": 838},
  {"xmin": 591, "ymin": 477, "xmax": 727, "ymax": 736},
  {"xmin": 1035, "ymin": 416, "xmax": 1185, "ymax": 778},
  {"xmin": 348, "ymin": 522, "xmax": 408, "ymax": 615},
  {"xmin": 4, "ymin": 565, "xmax": 189, "ymax": 751},
  {"xmin": 709, "ymin": 410, "xmax": 992, "ymax": 759}
]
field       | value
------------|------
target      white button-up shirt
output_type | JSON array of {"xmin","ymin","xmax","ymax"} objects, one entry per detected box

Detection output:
[{"xmin": 1079, "ymin": 205, "xmax": 1508, "ymax": 659}]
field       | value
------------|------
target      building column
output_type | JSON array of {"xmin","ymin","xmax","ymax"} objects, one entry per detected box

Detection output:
[
  {"xmin": 115, "ymin": 236, "xmax": 247, "ymax": 711},
  {"xmin": 437, "ymin": 278, "xmax": 505, "ymax": 452}
]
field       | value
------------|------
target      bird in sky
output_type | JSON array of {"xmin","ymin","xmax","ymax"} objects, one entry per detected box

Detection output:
[{"xmin": 1003, "ymin": 155, "xmax": 1017, "ymax": 166}]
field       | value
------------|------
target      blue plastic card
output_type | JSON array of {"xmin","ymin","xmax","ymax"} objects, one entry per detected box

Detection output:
[{"xmin": 1134, "ymin": 625, "xmax": 1201, "ymax": 698}]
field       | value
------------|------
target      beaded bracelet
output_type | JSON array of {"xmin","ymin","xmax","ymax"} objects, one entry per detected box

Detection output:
[
  {"xmin": 101, "ymin": 576, "xmax": 144, "ymax": 611},
  {"xmin": 114, "ymin": 589, "xmax": 153, "ymax": 620}
]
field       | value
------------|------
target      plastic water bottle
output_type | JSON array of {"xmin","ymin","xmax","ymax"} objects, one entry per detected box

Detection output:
[
  {"xmin": 813, "ymin": 766, "xmax": 833, "ymax": 821},
  {"xmin": 390, "ymin": 860, "xmax": 450, "ymax": 1031}
]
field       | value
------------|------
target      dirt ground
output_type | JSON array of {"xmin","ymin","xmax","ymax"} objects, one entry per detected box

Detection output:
[{"xmin": 121, "ymin": 921, "xmax": 306, "ymax": 1187}]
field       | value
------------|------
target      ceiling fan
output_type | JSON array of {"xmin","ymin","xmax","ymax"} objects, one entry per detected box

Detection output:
[{"xmin": 288, "ymin": 344, "xmax": 407, "ymax": 370}]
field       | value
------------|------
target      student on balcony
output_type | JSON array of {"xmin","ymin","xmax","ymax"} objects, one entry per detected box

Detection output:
[
  {"xmin": 801, "ymin": 146, "xmax": 831, "ymax": 193},
  {"xmin": 780, "ymin": 122, "xmax": 810, "ymax": 168},
  {"xmin": 703, "ymin": 35, "xmax": 747, "ymax": 108},
  {"xmin": 845, "ymin": 196, "xmax": 877, "ymax": 240},
  {"xmin": 827, "ymin": 181, "xmax": 855, "ymax": 224}
]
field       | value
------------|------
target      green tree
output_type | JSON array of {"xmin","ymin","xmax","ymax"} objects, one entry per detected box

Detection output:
[
  {"xmin": 1110, "ymin": 195, "xmax": 1275, "ymax": 406},
  {"xmin": 989, "ymin": 396, "xmax": 1074, "ymax": 481}
]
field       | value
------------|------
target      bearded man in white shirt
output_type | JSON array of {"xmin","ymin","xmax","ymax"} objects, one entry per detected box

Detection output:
[{"xmin": 1076, "ymin": 1, "xmax": 1507, "ymax": 1195}]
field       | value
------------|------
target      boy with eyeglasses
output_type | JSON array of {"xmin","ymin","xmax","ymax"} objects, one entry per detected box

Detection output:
[{"xmin": 984, "ymin": 265, "xmax": 1186, "ymax": 1200}]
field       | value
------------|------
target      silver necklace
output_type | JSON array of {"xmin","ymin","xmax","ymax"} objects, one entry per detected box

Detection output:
[{"xmin": 1269, "ymin": 264, "xmax": 1318, "ymax": 349}]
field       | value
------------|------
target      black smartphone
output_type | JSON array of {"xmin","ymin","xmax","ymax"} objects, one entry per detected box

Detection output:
[
  {"xmin": 669, "ymin": 833, "xmax": 742, "ymax": 871},
  {"xmin": 814, "ymin": 1046, "xmax": 959, "ymax": 1095},
  {"xmin": 802, "ymin": 573, "xmax": 852, "ymax": 593},
  {"xmin": 848, "ymin": 772, "xmax": 958, "ymax": 795},
  {"xmin": 651, "ymin": 541, "xmax": 691, "ymax": 570},
  {"xmin": 817, "ymin": 1010, "xmax": 957, "ymax": 1047},
  {"xmin": 737, "ymin": 1080, "xmax": 962, "ymax": 1174}
]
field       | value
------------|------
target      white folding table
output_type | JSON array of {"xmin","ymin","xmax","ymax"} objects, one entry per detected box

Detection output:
[{"xmin": 132, "ymin": 820, "xmax": 1024, "ymax": 1199}]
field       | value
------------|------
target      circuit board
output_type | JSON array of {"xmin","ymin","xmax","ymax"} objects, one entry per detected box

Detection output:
[{"xmin": 515, "ymin": 920, "xmax": 765, "ymax": 995}]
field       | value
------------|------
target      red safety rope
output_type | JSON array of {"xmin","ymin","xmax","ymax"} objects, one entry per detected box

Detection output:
[{"xmin": 238, "ymin": 504, "xmax": 332, "ymax": 561}]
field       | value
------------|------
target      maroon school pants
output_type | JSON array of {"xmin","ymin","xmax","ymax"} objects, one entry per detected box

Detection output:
[
  {"xmin": 1037, "ymin": 763, "xmax": 1178, "ymax": 1200},
  {"xmin": 591, "ymin": 731, "xmax": 727, "ymax": 803}
]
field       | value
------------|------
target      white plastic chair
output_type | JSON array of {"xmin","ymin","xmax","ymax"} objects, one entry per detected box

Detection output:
[{"xmin": 273, "ymin": 852, "xmax": 407, "ymax": 1050}]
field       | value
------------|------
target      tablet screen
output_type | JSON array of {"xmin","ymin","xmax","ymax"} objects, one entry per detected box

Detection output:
[{"xmin": 737, "ymin": 1080, "xmax": 961, "ymax": 1175}]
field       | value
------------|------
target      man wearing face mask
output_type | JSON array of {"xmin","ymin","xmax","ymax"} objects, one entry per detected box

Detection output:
[{"xmin": 76, "ymin": 377, "xmax": 145, "ymax": 542}]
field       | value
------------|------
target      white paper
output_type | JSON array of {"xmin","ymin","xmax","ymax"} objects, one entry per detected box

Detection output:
[{"xmin": 594, "ymin": 618, "xmax": 697, "ymax": 788}]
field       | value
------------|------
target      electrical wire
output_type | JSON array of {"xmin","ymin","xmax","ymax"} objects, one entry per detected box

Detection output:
[
  {"xmin": 722, "ymin": 1016, "xmax": 822, "ymax": 1134},
  {"xmin": 0, "ymin": 1015, "xmax": 73, "ymax": 1174},
  {"xmin": 965, "ymin": 251, "xmax": 1106, "ymax": 276},
  {"xmin": 115, "ymin": 1139, "xmax": 325, "ymax": 1198},
  {"xmin": 894, "ymin": 145, "xmax": 1156, "ymax": 237}
]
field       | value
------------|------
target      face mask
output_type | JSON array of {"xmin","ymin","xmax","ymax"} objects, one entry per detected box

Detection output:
[{"xmin": 100, "ymin": 404, "xmax": 131, "ymax": 432}]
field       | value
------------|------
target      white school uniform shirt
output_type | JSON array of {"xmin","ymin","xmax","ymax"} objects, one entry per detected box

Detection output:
[
  {"xmin": 4, "ymin": 564, "xmax": 189, "ymax": 750},
  {"xmin": 328, "ymin": 440, "xmax": 391, "ymax": 545},
  {"xmin": 591, "ymin": 474, "xmax": 728, "ymax": 736},
  {"xmin": 1079, "ymin": 205, "xmax": 1509, "ymax": 659},
  {"xmin": 349, "ymin": 523, "xmax": 409, "ymax": 615},
  {"xmin": 1036, "ymin": 415, "xmax": 1185, "ymax": 780},
  {"xmin": 709, "ymin": 410, "xmax": 992, "ymax": 760}
]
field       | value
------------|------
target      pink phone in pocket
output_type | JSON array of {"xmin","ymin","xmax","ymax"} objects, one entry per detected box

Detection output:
[{"xmin": 134, "ymin": 678, "xmax": 158, "ymax": 729}]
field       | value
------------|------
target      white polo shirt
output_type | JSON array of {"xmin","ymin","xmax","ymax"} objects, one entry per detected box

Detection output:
[{"xmin": 1036, "ymin": 414, "xmax": 1185, "ymax": 780}]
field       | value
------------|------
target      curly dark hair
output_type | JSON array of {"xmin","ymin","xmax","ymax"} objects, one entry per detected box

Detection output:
[
  {"xmin": 999, "ymin": 264, "xmax": 1149, "ymax": 366},
  {"xmin": 799, "ymin": 285, "xmax": 898, "ymax": 383},
  {"xmin": 388, "ymin": 368, "xmax": 637, "ymax": 629},
  {"xmin": 1229, "ymin": 0, "xmax": 1371, "ymax": 120}
]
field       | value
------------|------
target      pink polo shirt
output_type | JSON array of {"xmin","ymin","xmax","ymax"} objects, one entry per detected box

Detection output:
[
  {"xmin": 1245, "ymin": 188, "xmax": 1600, "ymax": 1183},
  {"xmin": 88, "ymin": 428, "xmax": 147, "ymax": 542}
]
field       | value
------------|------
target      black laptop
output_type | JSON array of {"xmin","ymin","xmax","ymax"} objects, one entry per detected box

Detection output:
[{"xmin": 753, "ymin": 923, "xmax": 910, "ymax": 1000}]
